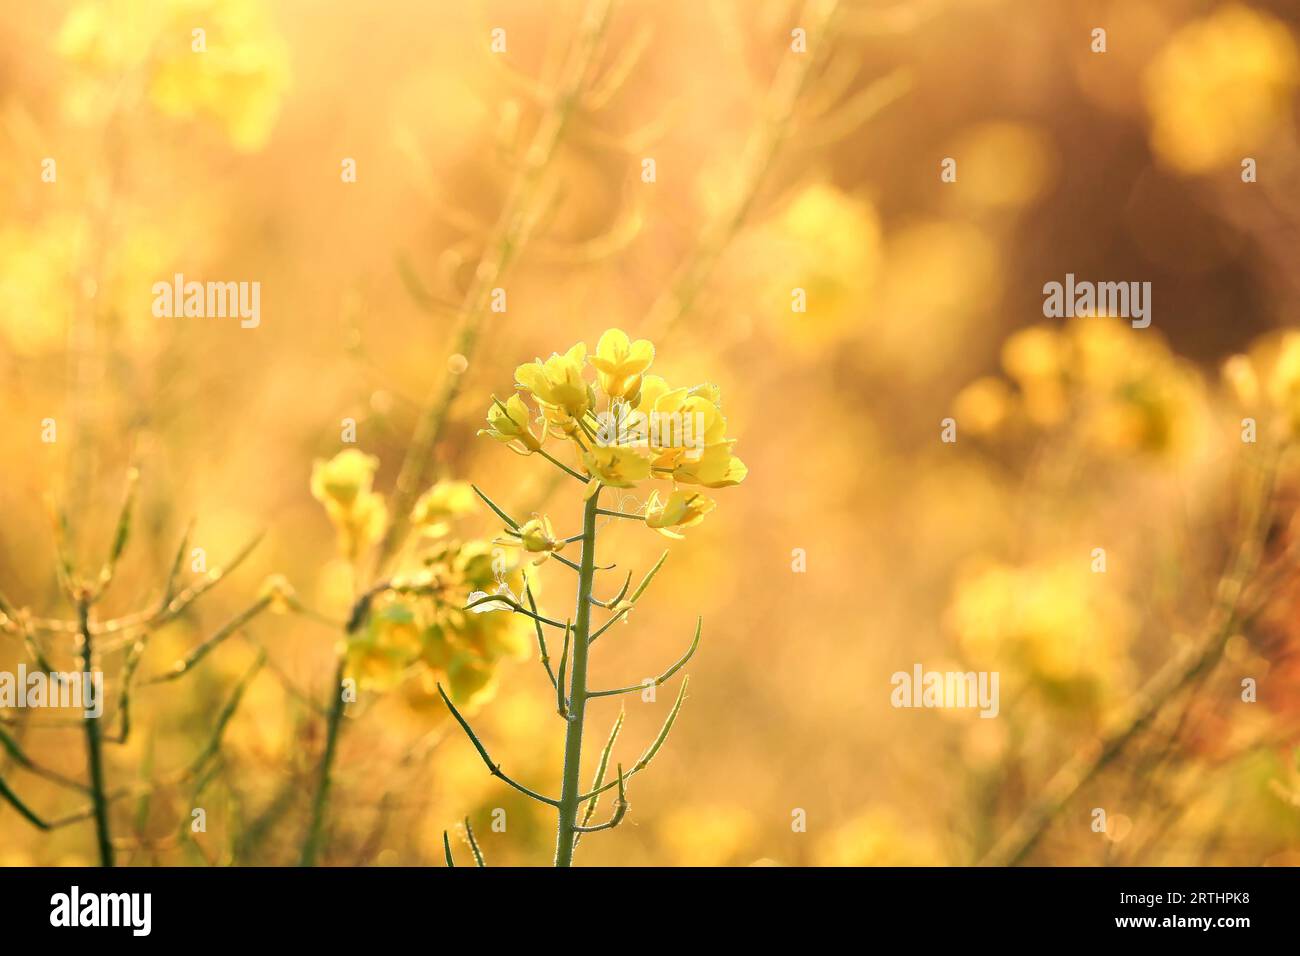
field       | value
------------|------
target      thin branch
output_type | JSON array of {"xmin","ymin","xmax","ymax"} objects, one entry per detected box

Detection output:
[
  {"xmin": 144, "ymin": 595, "xmax": 273, "ymax": 685},
  {"xmin": 523, "ymin": 582, "xmax": 559, "ymax": 690},
  {"xmin": 587, "ymin": 605, "xmax": 631, "ymax": 643},
  {"xmin": 573, "ymin": 764, "xmax": 627, "ymax": 833},
  {"xmin": 574, "ymin": 710, "xmax": 624, "ymax": 848},
  {"xmin": 589, "ymin": 617, "xmax": 701, "ymax": 697},
  {"xmin": 464, "ymin": 592, "xmax": 568, "ymax": 629},
  {"xmin": 556, "ymin": 619, "xmax": 572, "ymax": 719},
  {"xmin": 471, "ymin": 483, "xmax": 520, "ymax": 531},
  {"xmin": 578, "ymin": 677, "xmax": 690, "ymax": 802},
  {"xmin": 436, "ymin": 683, "xmax": 560, "ymax": 807},
  {"xmin": 979, "ymin": 452, "xmax": 1278, "ymax": 866},
  {"xmin": 464, "ymin": 817, "xmax": 486, "ymax": 867},
  {"xmin": 0, "ymin": 774, "xmax": 54, "ymax": 829},
  {"xmin": 538, "ymin": 448, "xmax": 589, "ymax": 484},
  {"xmin": 588, "ymin": 551, "xmax": 668, "ymax": 645},
  {"xmin": 627, "ymin": 551, "xmax": 668, "ymax": 604},
  {"xmin": 92, "ymin": 466, "xmax": 140, "ymax": 601},
  {"xmin": 0, "ymin": 725, "xmax": 88, "ymax": 793},
  {"xmin": 589, "ymin": 569, "xmax": 632, "ymax": 609}
]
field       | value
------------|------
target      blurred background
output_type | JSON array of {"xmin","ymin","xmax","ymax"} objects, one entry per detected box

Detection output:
[{"xmin": 2, "ymin": 0, "xmax": 1300, "ymax": 866}]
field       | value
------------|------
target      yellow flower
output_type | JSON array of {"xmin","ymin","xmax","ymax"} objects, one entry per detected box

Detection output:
[
  {"xmin": 1222, "ymin": 354, "xmax": 1260, "ymax": 407},
  {"xmin": 311, "ymin": 449, "xmax": 378, "ymax": 511},
  {"xmin": 645, "ymin": 489, "xmax": 716, "ymax": 538},
  {"xmin": 633, "ymin": 374, "xmax": 674, "ymax": 413},
  {"xmin": 58, "ymin": 0, "xmax": 290, "ymax": 151},
  {"xmin": 589, "ymin": 328, "xmax": 655, "ymax": 399},
  {"xmin": 641, "ymin": 386, "xmax": 729, "ymax": 470},
  {"xmin": 446, "ymin": 653, "xmax": 496, "ymax": 709},
  {"xmin": 953, "ymin": 377, "xmax": 1012, "ymax": 437},
  {"xmin": 1144, "ymin": 5, "xmax": 1300, "ymax": 174},
  {"xmin": 947, "ymin": 557, "xmax": 1132, "ymax": 706},
  {"xmin": 814, "ymin": 808, "xmax": 946, "ymax": 866},
  {"xmin": 310, "ymin": 450, "xmax": 387, "ymax": 560},
  {"xmin": 1223, "ymin": 331, "xmax": 1300, "ymax": 438},
  {"xmin": 347, "ymin": 597, "xmax": 423, "ymax": 692},
  {"xmin": 670, "ymin": 441, "xmax": 747, "ymax": 488},
  {"xmin": 515, "ymin": 342, "xmax": 592, "ymax": 421},
  {"xmin": 751, "ymin": 184, "xmax": 882, "ymax": 347},
  {"xmin": 1001, "ymin": 325, "xmax": 1063, "ymax": 387},
  {"xmin": 479, "ymin": 394, "xmax": 543, "ymax": 453},
  {"xmin": 411, "ymin": 480, "xmax": 476, "ymax": 536},
  {"xmin": 658, "ymin": 804, "xmax": 758, "ymax": 866},
  {"xmin": 1267, "ymin": 334, "xmax": 1300, "ymax": 417},
  {"xmin": 497, "ymin": 516, "xmax": 565, "ymax": 564},
  {"xmin": 582, "ymin": 445, "xmax": 653, "ymax": 489}
]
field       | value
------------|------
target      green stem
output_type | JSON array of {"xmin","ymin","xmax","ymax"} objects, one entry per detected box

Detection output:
[
  {"xmin": 554, "ymin": 487, "xmax": 601, "ymax": 866},
  {"xmin": 300, "ymin": 653, "xmax": 347, "ymax": 866},
  {"xmin": 78, "ymin": 598, "xmax": 114, "ymax": 867}
]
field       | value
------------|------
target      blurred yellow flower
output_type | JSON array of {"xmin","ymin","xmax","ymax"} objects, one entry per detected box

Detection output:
[
  {"xmin": 748, "ymin": 184, "xmax": 882, "ymax": 348},
  {"xmin": 348, "ymin": 596, "xmax": 422, "ymax": 692},
  {"xmin": 348, "ymin": 539, "xmax": 533, "ymax": 709},
  {"xmin": 815, "ymin": 808, "xmax": 945, "ymax": 866},
  {"xmin": 658, "ymin": 803, "xmax": 757, "ymax": 866},
  {"xmin": 1222, "ymin": 330, "xmax": 1300, "ymax": 439},
  {"xmin": 0, "ymin": 221, "xmax": 80, "ymax": 355},
  {"xmin": 947, "ymin": 121, "xmax": 1056, "ymax": 209},
  {"xmin": 311, "ymin": 448, "xmax": 377, "ymax": 511},
  {"xmin": 967, "ymin": 318, "xmax": 1205, "ymax": 459},
  {"xmin": 948, "ymin": 557, "xmax": 1132, "ymax": 705},
  {"xmin": 411, "ymin": 480, "xmax": 476, "ymax": 536},
  {"xmin": 1144, "ymin": 5, "xmax": 1299, "ymax": 173},
  {"xmin": 57, "ymin": 0, "xmax": 290, "ymax": 150},
  {"xmin": 1001, "ymin": 325, "xmax": 1063, "ymax": 387},
  {"xmin": 953, "ymin": 376, "xmax": 1012, "ymax": 436},
  {"xmin": 311, "ymin": 449, "xmax": 387, "ymax": 561}
]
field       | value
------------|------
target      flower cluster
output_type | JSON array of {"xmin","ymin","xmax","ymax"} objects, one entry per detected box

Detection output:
[
  {"xmin": 947, "ymin": 556, "xmax": 1134, "ymax": 709},
  {"xmin": 480, "ymin": 328, "xmax": 746, "ymax": 537},
  {"xmin": 310, "ymin": 450, "xmax": 530, "ymax": 707},
  {"xmin": 57, "ymin": 0, "xmax": 290, "ymax": 151},
  {"xmin": 953, "ymin": 316, "xmax": 1205, "ymax": 460},
  {"xmin": 1143, "ymin": 4, "xmax": 1299, "ymax": 174},
  {"xmin": 310, "ymin": 450, "xmax": 387, "ymax": 562},
  {"xmin": 347, "ymin": 541, "xmax": 532, "ymax": 709},
  {"xmin": 1222, "ymin": 330, "xmax": 1300, "ymax": 441}
]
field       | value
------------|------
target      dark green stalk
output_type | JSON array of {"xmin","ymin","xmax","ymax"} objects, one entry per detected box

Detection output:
[
  {"xmin": 78, "ymin": 598, "xmax": 114, "ymax": 867},
  {"xmin": 554, "ymin": 487, "xmax": 602, "ymax": 866}
]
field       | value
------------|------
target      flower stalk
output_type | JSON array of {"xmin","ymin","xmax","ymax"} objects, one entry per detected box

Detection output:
[
  {"xmin": 77, "ymin": 595, "xmax": 114, "ymax": 868},
  {"xmin": 554, "ymin": 487, "xmax": 603, "ymax": 866}
]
